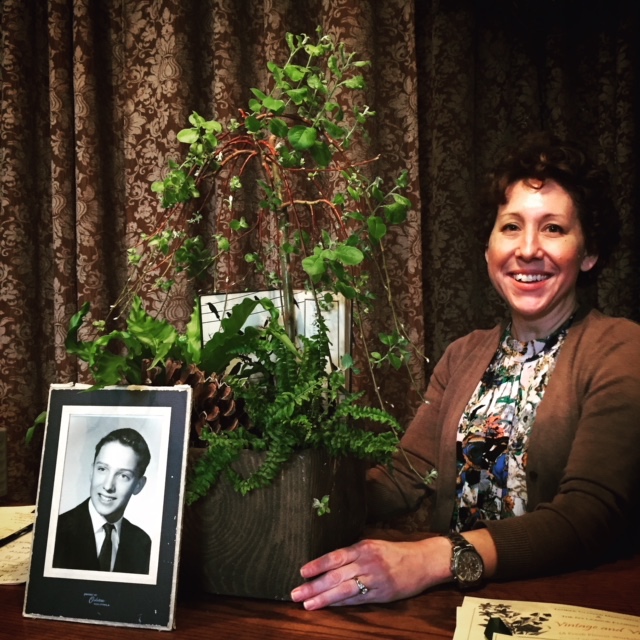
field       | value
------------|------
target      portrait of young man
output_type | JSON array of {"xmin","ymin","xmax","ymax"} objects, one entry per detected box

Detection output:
[{"xmin": 52, "ymin": 427, "xmax": 152, "ymax": 574}]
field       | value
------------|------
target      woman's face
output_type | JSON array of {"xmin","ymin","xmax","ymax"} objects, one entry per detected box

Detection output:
[{"xmin": 485, "ymin": 179, "xmax": 597, "ymax": 341}]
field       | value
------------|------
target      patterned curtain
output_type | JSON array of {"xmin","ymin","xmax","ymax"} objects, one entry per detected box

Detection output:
[{"xmin": 1, "ymin": 0, "xmax": 638, "ymax": 504}]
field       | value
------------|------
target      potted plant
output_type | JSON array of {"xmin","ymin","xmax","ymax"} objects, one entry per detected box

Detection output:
[{"xmin": 53, "ymin": 28, "xmax": 433, "ymax": 599}]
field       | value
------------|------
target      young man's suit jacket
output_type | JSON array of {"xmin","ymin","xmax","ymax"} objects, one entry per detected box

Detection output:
[{"xmin": 52, "ymin": 498, "xmax": 151, "ymax": 574}]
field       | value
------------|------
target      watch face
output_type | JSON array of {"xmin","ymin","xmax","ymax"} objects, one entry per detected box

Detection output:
[{"xmin": 455, "ymin": 548, "xmax": 484, "ymax": 583}]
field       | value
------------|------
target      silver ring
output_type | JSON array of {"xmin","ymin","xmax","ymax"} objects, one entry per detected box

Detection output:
[{"xmin": 354, "ymin": 577, "xmax": 369, "ymax": 595}]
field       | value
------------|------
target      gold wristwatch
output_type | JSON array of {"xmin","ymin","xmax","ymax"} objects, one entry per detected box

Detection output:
[{"xmin": 446, "ymin": 532, "xmax": 484, "ymax": 589}]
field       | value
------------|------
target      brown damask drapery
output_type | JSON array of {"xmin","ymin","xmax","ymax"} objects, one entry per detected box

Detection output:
[{"xmin": 1, "ymin": 0, "xmax": 638, "ymax": 503}]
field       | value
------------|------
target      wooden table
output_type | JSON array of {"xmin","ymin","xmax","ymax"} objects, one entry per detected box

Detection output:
[{"xmin": 4, "ymin": 549, "xmax": 640, "ymax": 639}]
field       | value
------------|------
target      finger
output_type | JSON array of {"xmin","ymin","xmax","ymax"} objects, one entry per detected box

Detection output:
[
  {"xmin": 294, "ymin": 574, "xmax": 374, "ymax": 610},
  {"xmin": 292, "ymin": 562, "xmax": 351, "ymax": 602},
  {"xmin": 299, "ymin": 545, "xmax": 358, "ymax": 579}
]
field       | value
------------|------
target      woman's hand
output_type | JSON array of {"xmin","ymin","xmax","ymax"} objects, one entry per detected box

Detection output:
[{"xmin": 290, "ymin": 536, "xmax": 454, "ymax": 610}]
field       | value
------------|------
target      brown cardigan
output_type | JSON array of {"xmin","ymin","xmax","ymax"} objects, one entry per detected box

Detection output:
[{"xmin": 367, "ymin": 308, "xmax": 640, "ymax": 580}]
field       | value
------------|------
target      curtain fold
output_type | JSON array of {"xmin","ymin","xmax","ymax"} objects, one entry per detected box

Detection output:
[{"xmin": 1, "ymin": 0, "xmax": 638, "ymax": 503}]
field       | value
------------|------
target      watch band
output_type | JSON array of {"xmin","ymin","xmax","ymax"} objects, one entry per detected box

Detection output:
[{"xmin": 447, "ymin": 531, "xmax": 473, "ymax": 552}]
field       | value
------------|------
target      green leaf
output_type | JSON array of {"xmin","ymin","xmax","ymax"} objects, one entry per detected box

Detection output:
[
  {"xmin": 341, "ymin": 353, "xmax": 354, "ymax": 370},
  {"xmin": 393, "ymin": 194, "xmax": 411, "ymax": 208},
  {"xmin": 203, "ymin": 119, "xmax": 223, "ymax": 134},
  {"xmin": 307, "ymin": 73, "xmax": 326, "ymax": 92},
  {"xmin": 334, "ymin": 244, "xmax": 364, "ymax": 266},
  {"xmin": 266, "ymin": 60, "xmax": 285, "ymax": 84},
  {"xmin": 321, "ymin": 118, "xmax": 346, "ymax": 140},
  {"xmin": 250, "ymin": 87, "xmax": 268, "ymax": 101},
  {"xmin": 304, "ymin": 43, "xmax": 327, "ymax": 57},
  {"xmin": 248, "ymin": 98, "xmax": 262, "ymax": 113},
  {"xmin": 288, "ymin": 125, "xmax": 318, "ymax": 151},
  {"xmin": 285, "ymin": 87, "xmax": 308, "ymax": 105},
  {"xmin": 347, "ymin": 186, "xmax": 361, "ymax": 202},
  {"xmin": 229, "ymin": 217, "xmax": 249, "ymax": 231},
  {"xmin": 284, "ymin": 64, "xmax": 307, "ymax": 82},
  {"xmin": 396, "ymin": 169, "xmax": 409, "ymax": 189},
  {"xmin": 344, "ymin": 75, "xmax": 365, "ymax": 89},
  {"xmin": 327, "ymin": 55, "xmax": 341, "ymax": 78},
  {"xmin": 65, "ymin": 301, "xmax": 92, "ymax": 358},
  {"xmin": 245, "ymin": 115, "xmax": 262, "ymax": 133},
  {"xmin": 367, "ymin": 216, "xmax": 387, "ymax": 241},
  {"xmin": 90, "ymin": 349, "xmax": 133, "ymax": 386},
  {"xmin": 203, "ymin": 132, "xmax": 218, "ymax": 149},
  {"xmin": 26, "ymin": 411, "xmax": 47, "ymax": 445},
  {"xmin": 177, "ymin": 128, "xmax": 199, "ymax": 144},
  {"xmin": 263, "ymin": 96, "xmax": 286, "ymax": 115},
  {"xmin": 301, "ymin": 253, "xmax": 326, "ymax": 279},
  {"xmin": 383, "ymin": 196, "xmax": 410, "ymax": 224},
  {"xmin": 269, "ymin": 118, "xmax": 289, "ymax": 138},
  {"xmin": 335, "ymin": 282, "xmax": 357, "ymax": 299},
  {"xmin": 312, "ymin": 495, "xmax": 331, "ymax": 516},
  {"xmin": 379, "ymin": 332, "xmax": 394, "ymax": 346},
  {"xmin": 188, "ymin": 112, "xmax": 205, "ymax": 127},
  {"xmin": 278, "ymin": 147, "xmax": 303, "ymax": 168},
  {"xmin": 183, "ymin": 299, "xmax": 202, "ymax": 364},
  {"xmin": 320, "ymin": 248, "xmax": 337, "ymax": 261},
  {"xmin": 127, "ymin": 297, "xmax": 178, "ymax": 368},
  {"xmin": 200, "ymin": 297, "xmax": 265, "ymax": 374},
  {"xmin": 370, "ymin": 184, "xmax": 385, "ymax": 202},
  {"xmin": 310, "ymin": 140, "xmax": 332, "ymax": 168}
]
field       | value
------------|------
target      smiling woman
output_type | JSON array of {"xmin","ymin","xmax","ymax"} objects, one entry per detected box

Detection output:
[
  {"xmin": 485, "ymin": 178, "xmax": 598, "ymax": 341},
  {"xmin": 290, "ymin": 132, "xmax": 640, "ymax": 611}
]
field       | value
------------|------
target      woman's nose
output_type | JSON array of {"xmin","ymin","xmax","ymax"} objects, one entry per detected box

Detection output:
[{"xmin": 515, "ymin": 230, "xmax": 543, "ymax": 260}]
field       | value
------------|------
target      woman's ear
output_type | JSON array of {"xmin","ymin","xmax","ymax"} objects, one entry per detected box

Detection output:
[{"xmin": 580, "ymin": 254, "xmax": 598, "ymax": 272}]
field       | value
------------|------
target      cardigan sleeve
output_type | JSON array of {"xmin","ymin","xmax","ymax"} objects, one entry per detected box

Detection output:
[{"xmin": 480, "ymin": 313, "xmax": 640, "ymax": 580}]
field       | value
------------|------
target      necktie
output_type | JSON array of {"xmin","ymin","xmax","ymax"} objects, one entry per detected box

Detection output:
[{"xmin": 98, "ymin": 523, "xmax": 115, "ymax": 571}]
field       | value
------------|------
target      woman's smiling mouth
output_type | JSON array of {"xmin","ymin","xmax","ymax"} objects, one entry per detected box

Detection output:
[{"xmin": 512, "ymin": 273, "xmax": 550, "ymax": 283}]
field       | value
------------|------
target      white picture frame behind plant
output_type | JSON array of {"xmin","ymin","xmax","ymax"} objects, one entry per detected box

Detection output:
[{"xmin": 201, "ymin": 290, "xmax": 351, "ymax": 369}]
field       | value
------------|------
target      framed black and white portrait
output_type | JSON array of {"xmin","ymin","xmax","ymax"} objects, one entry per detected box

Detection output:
[{"xmin": 24, "ymin": 384, "xmax": 192, "ymax": 631}]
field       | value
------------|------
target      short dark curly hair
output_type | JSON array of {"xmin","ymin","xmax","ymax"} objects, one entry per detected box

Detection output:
[
  {"xmin": 482, "ymin": 132, "xmax": 620, "ymax": 283},
  {"xmin": 94, "ymin": 428, "xmax": 151, "ymax": 478}
]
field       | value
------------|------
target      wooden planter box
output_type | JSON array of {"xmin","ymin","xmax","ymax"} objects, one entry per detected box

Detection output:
[{"xmin": 181, "ymin": 448, "xmax": 366, "ymax": 600}]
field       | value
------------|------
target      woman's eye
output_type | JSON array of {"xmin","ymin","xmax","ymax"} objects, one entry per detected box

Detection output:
[
  {"xmin": 545, "ymin": 224, "xmax": 564, "ymax": 234},
  {"xmin": 501, "ymin": 223, "xmax": 519, "ymax": 232}
]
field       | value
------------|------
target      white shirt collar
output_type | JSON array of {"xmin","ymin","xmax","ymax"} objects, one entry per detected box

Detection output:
[{"xmin": 87, "ymin": 498, "xmax": 123, "ymax": 538}]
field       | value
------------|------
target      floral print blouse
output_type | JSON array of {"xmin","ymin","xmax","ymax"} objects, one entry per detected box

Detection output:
[{"xmin": 451, "ymin": 318, "xmax": 572, "ymax": 532}]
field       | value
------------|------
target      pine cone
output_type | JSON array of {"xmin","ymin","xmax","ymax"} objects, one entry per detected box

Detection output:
[{"xmin": 141, "ymin": 358, "xmax": 249, "ymax": 445}]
